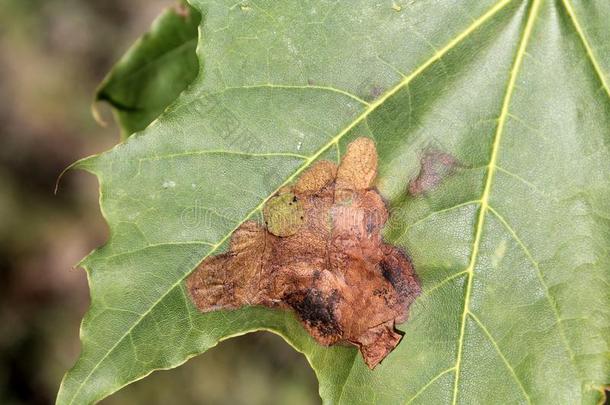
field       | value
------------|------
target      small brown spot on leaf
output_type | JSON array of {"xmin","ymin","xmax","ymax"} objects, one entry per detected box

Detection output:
[
  {"xmin": 371, "ymin": 85, "xmax": 384, "ymax": 99},
  {"xmin": 187, "ymin": 137, "xmax": 420, "ymax": 368},
  {"xmin": 408, "ymin": 150, "xmax": 461, "ymax": 196}
]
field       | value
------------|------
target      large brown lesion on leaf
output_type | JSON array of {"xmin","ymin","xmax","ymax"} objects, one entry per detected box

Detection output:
[{"xmin": 187, "ymin": 137, "xmax": 420, "ymax": 368}]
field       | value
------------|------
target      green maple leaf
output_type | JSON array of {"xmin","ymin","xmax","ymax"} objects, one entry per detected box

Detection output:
[
  {"xmin": 59, "ymin": 0, "xmax": 610, "ymax": 403},
  {"xmin": 95, "ymin": 1, "xmax": 200, "ymax": 137}
]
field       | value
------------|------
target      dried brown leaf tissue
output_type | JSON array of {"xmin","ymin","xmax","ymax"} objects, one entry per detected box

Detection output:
[{"xmin": 187, "ymin": 137, "xmax": 421, "ymax": 368}]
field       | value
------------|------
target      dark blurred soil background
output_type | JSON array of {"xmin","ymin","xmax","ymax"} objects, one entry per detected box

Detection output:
[{"xmin": 0, "ymin": 1, "xmax": 318, "ymax": 403}]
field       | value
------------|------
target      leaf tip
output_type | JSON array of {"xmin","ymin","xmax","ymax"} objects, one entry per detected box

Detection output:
[{"xmin": 54, "ymin": 156, "xmax": 99, "ymax": 195}]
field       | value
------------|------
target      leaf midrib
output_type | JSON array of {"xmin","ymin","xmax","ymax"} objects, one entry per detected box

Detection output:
[
  {"xmin": 64, "ymin": 0, "xmax": 514, "ymax": 403},
  {"xmin": 450, "ymin": 0, "xmax": 538, "ymax": 403},
  {"xmin": 446, "ymin": 0, "xmax": 606, "ymax": 402}
]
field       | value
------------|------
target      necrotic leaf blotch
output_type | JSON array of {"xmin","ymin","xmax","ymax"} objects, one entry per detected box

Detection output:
[{"xmin": 186, "ymin": 137, "xmax": 420, "ymax": 368}]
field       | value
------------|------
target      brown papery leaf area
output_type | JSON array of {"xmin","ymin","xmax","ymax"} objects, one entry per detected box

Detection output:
[{"xmin": 187, "ymin": 138, "xmax": 421, "ymax": 368}]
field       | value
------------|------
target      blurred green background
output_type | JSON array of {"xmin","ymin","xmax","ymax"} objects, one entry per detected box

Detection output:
[{"xmin": 0, "ymin": 0, "xmax": 318, "ymax": 403}]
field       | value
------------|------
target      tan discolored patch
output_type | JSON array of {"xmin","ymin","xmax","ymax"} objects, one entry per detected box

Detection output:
[
  {"xmin": 187, "ymin": 137, "xmax": 420, "ymax": 368},
  {"xmin": 335, "ymin": 137, "xmax": 378, "ymax": 191},
  {"xmin": 408, "ymin": 150, "xmax": 461, "ymax": 196}
]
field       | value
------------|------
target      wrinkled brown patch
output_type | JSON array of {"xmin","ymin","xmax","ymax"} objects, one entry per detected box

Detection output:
[
  {"xmin": 408, "ymin": 150, "xmax": 460, "ymax": 196},
  {"xmin": 187, "ymin": 138, "xmax": 420, "ymax": 368}
]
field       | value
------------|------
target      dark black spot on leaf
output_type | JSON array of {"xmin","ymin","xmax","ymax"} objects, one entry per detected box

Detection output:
[{"xmin": 284, "ymin": 289, "xmax": 342, "ymax": 337}]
